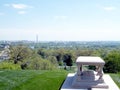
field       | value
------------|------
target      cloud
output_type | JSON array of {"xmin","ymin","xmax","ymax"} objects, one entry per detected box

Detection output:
[
  {"xmin": 4, "ymin": 3, "xmax": 33, "ymax": 15},
  {"xmin": 18, "ymin": 11, "xmax": 26, "ymax": 14},
  {"xmin": 4, "ymin": 3, "xmax": 33, "ymax": 9},
  {"xmin": 96, "ymin": 4, "xmax": 116, "ymax": 12},
  {"xmin": 103, "ymin": 6, "xmax": 116, "ymax": 11},
  {"xmin": 12, "ymin": 4, "xmax": 28, "ymax": 9}
]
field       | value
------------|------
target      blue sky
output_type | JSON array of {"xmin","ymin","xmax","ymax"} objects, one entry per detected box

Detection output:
[{"xmin": 0, "ymin": 0, "xmax": 120, "ymax": 41}]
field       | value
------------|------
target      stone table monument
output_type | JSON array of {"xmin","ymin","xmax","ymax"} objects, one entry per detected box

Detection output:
[
  {"xmin": 72, "ymin": 56, "xmax": 108, "ymax": 88},
  {"xmin": 61, "ymin": 56, "xmax": 120, "ymax": 90}
]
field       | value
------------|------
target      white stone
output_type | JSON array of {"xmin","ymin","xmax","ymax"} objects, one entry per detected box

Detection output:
[
  {"xmin": 60, "ymin": 56, "xmax": 120, "ymax": 90},
  {"xmin": 61, "ymin": 73, "xmax": 120, "ymax": 90},
  {"xmin": 76, "ymin": 56, "xmax": 105, "ymax": 65}
]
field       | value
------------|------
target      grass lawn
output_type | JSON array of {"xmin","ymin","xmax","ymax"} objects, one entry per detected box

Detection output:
[
  {"xmin": 110, "ymin": 73, "xmax": 120, "ymax": 88},
  {"xmin": 0, "ymin": 70, "xmax": 68, "ymax": 90},
  {"xmin": 0, "ymin": 70, "xmax": 120, "ymax": 90}
]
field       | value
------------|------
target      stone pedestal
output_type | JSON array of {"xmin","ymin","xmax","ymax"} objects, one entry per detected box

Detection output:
[
  {"xmin": 61, "ymin": 56, "xmax": 119, "ymax": 90},
  {"xmin": 60, "ymin": 73, "xmax": 119, "ymax": 90},
  {"xmin": 72, "ymin": 71, "xmax": 108, "ymax": 89}
]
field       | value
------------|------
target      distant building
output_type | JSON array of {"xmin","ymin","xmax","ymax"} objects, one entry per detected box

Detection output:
[
  {"xmin": 0, "ymin": 44, "xmax": 10, "ymax": 49},
  {"xmin": 0, "ymin": 44, "xmax": 10, "ymax": 61}
]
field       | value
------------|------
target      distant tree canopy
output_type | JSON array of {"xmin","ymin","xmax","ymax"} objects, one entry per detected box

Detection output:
[
  {"xmin": 4, "ymin": 41, "xmax": 120, "ymax": 72},
  {"xmin": 37, "ymin": 47, "xmax": 120, "ymax": 73}
]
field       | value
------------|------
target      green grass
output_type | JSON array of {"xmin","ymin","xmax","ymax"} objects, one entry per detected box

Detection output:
[
  {"xmin": 0, "ymin": 70, "xmax": 68, "ymax": 90},
  {"xmin": 0, "ymin": 70, "xmax": 120, "ymax": 90},
  {"xmin": 110, "ymin": 73, "xmax": 120, "ymax": 88}
]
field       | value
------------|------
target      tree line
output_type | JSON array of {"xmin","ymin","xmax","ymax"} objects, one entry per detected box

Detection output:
[{"xmin": 0, "ymin": 41, "xmax": 120, "ymax": 73}]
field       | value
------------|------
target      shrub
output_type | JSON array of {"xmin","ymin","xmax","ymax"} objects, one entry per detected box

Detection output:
[
  {"xmin": 27, "ymin": 57, "xmax": 57, "ymax": 70},
  {"xmin": 39, "ymin": 59, "xmax": 55, "ymax": 70},
  {"xmin": 0, "ymin": 61, "xmax": 21, "ymax": 70}
]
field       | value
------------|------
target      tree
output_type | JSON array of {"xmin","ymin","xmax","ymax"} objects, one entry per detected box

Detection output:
[
  {"xmin": 54, "ymin": 48, "xmax": 65, "ymax": 66},
  {"xmin": 46, "ymin": 56, "xmax": 58, "ymax": 66},
  {"xmin": 10, "ymin": 45, "xmax": 33, "ymax": 64},
  {"xmin": 56, "ymin": 54, "xmax": 63, "ymax": 65},
  {"xmin": 104, "ymin": 60, "xmax": 117, "ymax": 73},
  {"xmin": 104, "ymin": 50, "xmax": 120, "ymax": 73},
  {"xmin": 37, "ymin": 48, "xmax": 46, "ymax": 58},
  {"xmin": 63, "ymin": 54, "xmax": 73, "ymax": 69}
]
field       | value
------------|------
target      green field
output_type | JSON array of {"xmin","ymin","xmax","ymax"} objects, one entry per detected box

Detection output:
[
  {"xmin": 110, "ymin": 73, "xmax": 120, "ymax": 88},
  {"xmin": 0, "ymin": 70, "xmax": 68, "ymax": 90},
  {"xmin": 0, "ymin": 70, "xmax": 120, "ymax": 90}
]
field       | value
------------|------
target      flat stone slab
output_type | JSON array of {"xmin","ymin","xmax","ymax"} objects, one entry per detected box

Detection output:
[
  {"xmin": 60, "ymin": 73, "xmax": 120, "ymax": 90},
  {"xmin": 76, "ymin": 56, "xmax": 105, "ymax": 65}
]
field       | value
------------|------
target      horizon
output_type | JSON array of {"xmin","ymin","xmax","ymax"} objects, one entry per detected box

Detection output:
[
  {"xmin": 1, "ymin": 40, "xmax": 120, "ymax": 42},
  {"xmin": 0, "ymin": 0, "xmax": 120, "ymax": 41}
]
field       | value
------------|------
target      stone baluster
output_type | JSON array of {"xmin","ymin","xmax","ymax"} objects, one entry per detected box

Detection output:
[
  {"xmin": 77, "ymin": 65, "xmax": 82, "ymax": 81},
  {"xmin": 99, "ymin": 65, "xmax": 104, "ymax": 80}
]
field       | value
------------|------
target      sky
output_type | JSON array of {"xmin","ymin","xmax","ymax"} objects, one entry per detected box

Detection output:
[{"xmin": 0, "ymin": 0, "xmax": 120, "ymax": 41}]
